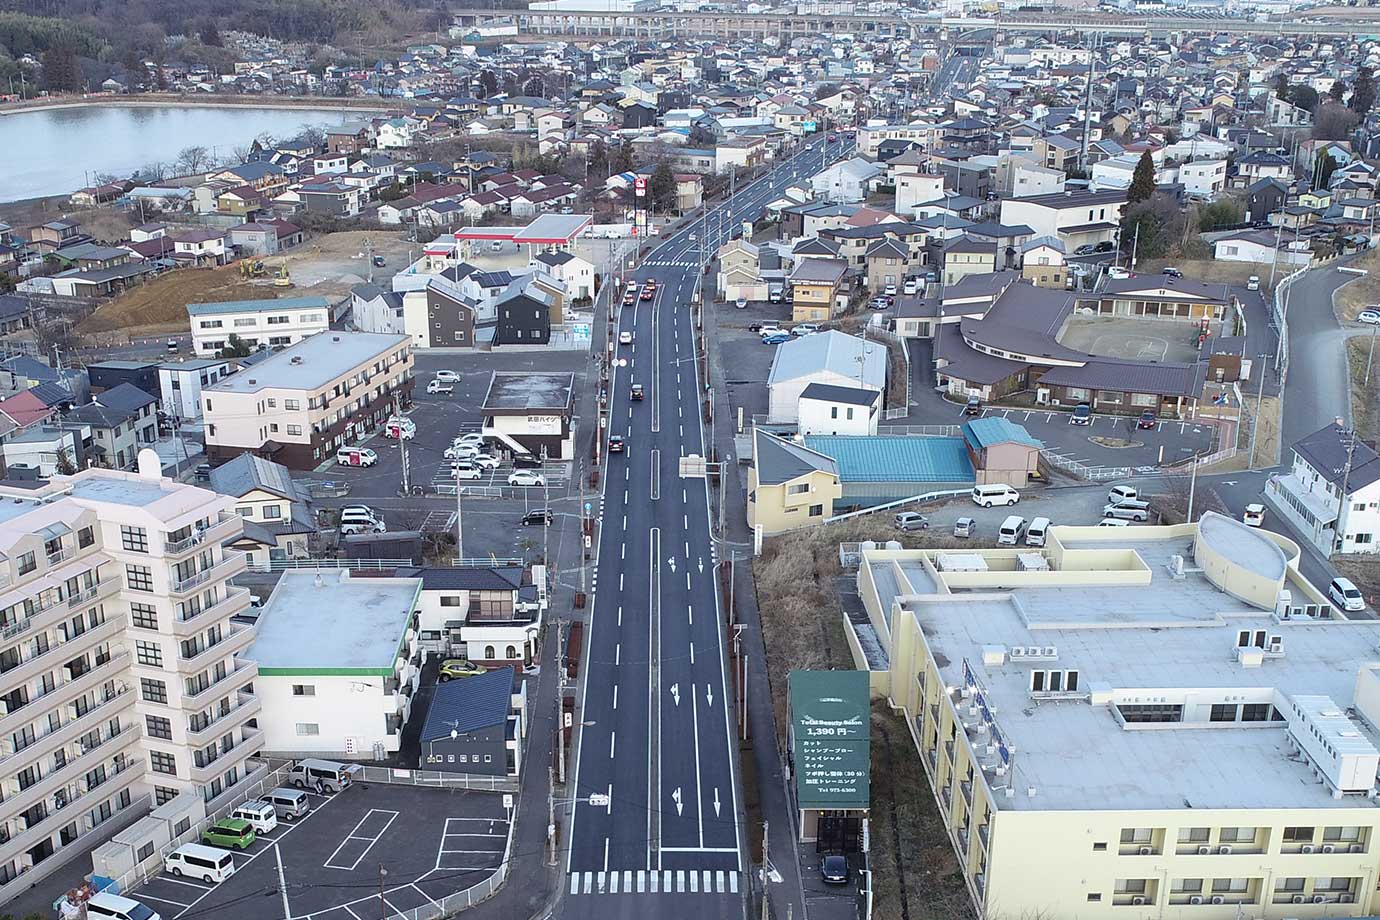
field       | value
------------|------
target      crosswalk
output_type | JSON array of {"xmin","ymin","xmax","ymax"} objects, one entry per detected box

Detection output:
[
  {"xmin": 567, "ymin": 869, "xmax": 740, "ymax": 896},
  {"xmin": 641, "ymin": 259, "xmax": 698, "ymax": 268}
]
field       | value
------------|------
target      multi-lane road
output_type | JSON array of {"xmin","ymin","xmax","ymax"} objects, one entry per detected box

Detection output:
[{"xmin": 561, "ymin": 135, "xmax": 852, "ymax": 920}]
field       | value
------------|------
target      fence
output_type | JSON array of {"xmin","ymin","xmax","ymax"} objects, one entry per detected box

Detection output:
[
  {"xmin": 434, "ymin": 484, "xmax": 506, "ymax": 498},
  {"xmin": 248, "ymin": 557, "xmax": 415, "ymax": 573},
  {"xmin": 1273, "ymin": 265, "xmax": 1306, "ymax": 373},
  {"xmin": 111, "ymin": 762, "xmax": 518, "ymax": 918},
  {"xmin": 1166, "ymin": 444, "xmax": 1238, "ymax": 471},
  {"xmin": 300, "ymin": 479, "xmax": 352, "ymax": 499},
  {"xmin": 878, "ymin": 424, "xmax": 962, "ymax": 437},
  {"xmin": 452, "ymin": 556, "xmax": 524, "ymax": 567},
  {"xmin": 824, "ymin": 488, "xmax": 973, "ymax": 526},
  {"xmin": 1040, "ymin": 451, "xmax": 1133, "ymax": 482},
  {"xmin": 864, "ymin": 324, "xmax": 912, "ymax": 410}
]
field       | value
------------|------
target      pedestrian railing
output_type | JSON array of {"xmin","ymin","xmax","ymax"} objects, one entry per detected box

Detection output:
[
  {"xmin": 878, "ymin": 424, "xmax": 962, "ymax": 437},
  {"xmin": 1040, "ymin": 451, "xmax": 1133, "ymax": 482},
  {"xmin": 825, "ymin": 489, "xmax": 973, "ymax": 527},
  {"xmin": 248, "ymin": 557, "xmax": 415, "ymax": 573}
]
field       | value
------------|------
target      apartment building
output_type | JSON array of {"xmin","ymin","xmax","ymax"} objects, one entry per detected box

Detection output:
[
  {"xmin": 0, "ymin": 463, "xmax": 258, "ymax": 901},
  {"xmin": 202, "ymin": 331, "xmax": 413, "ymax": 470},
  {"xmin": 186, "ymin": 296, "xmax": 331, "ymax": 358},
  {"xmin": 855, "ymin": 514, "xmax": 1380, "ymax": 918}
]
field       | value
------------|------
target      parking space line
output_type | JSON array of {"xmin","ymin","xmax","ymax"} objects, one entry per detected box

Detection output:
[
  {"xmin": 160, "ymin": 877, "xmax": 213, "ymax": 890},
  {"xmin": 341, "ymin": 904, "xmax": 364, "ymax": 920},
  {"xmin": 323, "ymin": 808, "xmax": 399, "ymax": 871},
  {"xmin": 137, "ymin": 893, "xmax": 193, "ymax": 908},
  {"xmin": 410, "ymin": 883, "xmax": 441, "ymax": 911}
]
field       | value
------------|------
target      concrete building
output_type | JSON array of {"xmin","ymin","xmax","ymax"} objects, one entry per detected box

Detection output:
[
  {"xmin": 1267, "ymin": 420, "xmax": 1380, "ymax": 557},
  {"xmin": 186, "ymin": 297, "xmax": 332, "ymax": 358},
  {"xmin": 855, "ymin": 514, "xmax": 1380, "ymax": 919},
  {"xmin": 0, "ymin": 463, "xmax": 258, "ymax": 901},
  {"xmin": 202, "ymin": 332, "xmax": 414, "ymax": 469},
  {"xmin": 999, "ymin": 190, "xmax": 1128, "ymax": 252},
  {"xmin": 798, "ymin": 383, "xmax": 880, "ymax": 437},
  {"xmin": 480, "ymin": 372, "xmax": 575, "ymax": 460},
  {"xmin": 249, "ymin": 569, "xmax": 421, "ymax": 759},
  {"xmin": 1181, "ymin": 158, "xmax": 1229, "ymax": 199},
  {"xmin": 747, "ymin": 429, "xmax": 841, "ymax": 534},
  {"xmin": 157, "ymin": 359, "xmax": 231, "ymax": 422},
  {"xmin": 767, "ymin": 331, "xmax": 887, "ymax": 424},
  {"xmin": 411, "ymin": 565, "xmax": 545, "ymax": 667},
  {"xmin": 419, "ymin": 667, "xmax": 524, "ymax": 776}
]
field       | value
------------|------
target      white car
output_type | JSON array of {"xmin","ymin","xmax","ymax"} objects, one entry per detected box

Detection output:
[
  {"xmin": 508, "ymin": 470, "xmax": 546, "ymax": 487},
  {"xmin": 385, "ymin": 416, "xmax": 416, "ymax": 439},
  {"xmin": 453, "ymin": 433, "xmax": 485, "ymax": 448},
  {"xmin": 444, "ymin": 444, "xmax": 480, "ymax": 461},
  {"xmin": 758, "ymin": 325, "xmax": 785, "ymax": 339},
  {"xmin": 452, "ymin": 462, "xmax": 483, "ymax": 481},
  {"xmin": 1360, "ymin": 309, "xmax": 1380, "ymax": 325},
  {"xmin": 792, "ymin": 323, "xmax": 821, "ymax": 336},
  {"xmin": 434, "ymin": 370, "xmax": 460, "ymax": 383},
  {"xmin": 884, "ymin": 284, "xmax": 897, "ymax": 296},
  {"xmin": 1107, "ymin": 266, "xmax": 1131, "ymax": 280},
  {"xmin": 335, "ymin": 446, "xmax": 377, "ymax": 467},
  {"xmin": 619, "ymin": 331, "xmax": 633, "ymax": 345},
  {"xmin": 469, "ymin": 454, "xmax": 500, "ymax": 470}
]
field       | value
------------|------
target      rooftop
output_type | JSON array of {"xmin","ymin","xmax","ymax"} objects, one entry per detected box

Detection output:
[
  {"xmin": 205, "ymin": 332, "xmax": 408, "ymax": 395},
  {"xmin": 481, "ymin": 372, "xmax": 574, "ymax": 412},
  {"xmin": 250, "ymin": 570, "xmax": 420, "ymax": 676},
  {"xmin": 804, "ymin": 435, "xmax": 974, "ymax": 483},
  {"xmin": 186, "ymin": 296, "xmax": 331, "ymax": 318},
  {"xmin": 420, "ymin": 666, "xmax": 516, "ymax": 740}
]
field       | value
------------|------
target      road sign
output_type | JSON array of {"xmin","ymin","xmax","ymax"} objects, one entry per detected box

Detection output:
[
  {"xmin": 585, "ymin": 502, "xmax": 592, "ymax": 512},
  {"xmin": 635, "ymin": 176, "xmax": 647, "ymax": 197},
  {"xmin": 678, "ymin": 454, "xmax": 707, "ymax": 478}
]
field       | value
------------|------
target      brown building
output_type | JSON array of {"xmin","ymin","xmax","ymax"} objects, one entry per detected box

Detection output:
[{"xmin": 961, "ymin": 416, "xmax": 1042, "ymax": 488}]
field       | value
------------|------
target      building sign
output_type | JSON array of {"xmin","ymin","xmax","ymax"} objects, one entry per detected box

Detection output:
[
  {"xmin": 526, "ymin": 415, "xmax": 563, "ymax": 435},
  {"xmin": 635, "ymin": 176, "xmax": 647, "ymax": 197},
  {"xmin": 789, "ymin": 670, "xmax": 870, "ymax": 810},
  {"xmin": 803, "ymin": 121, "xmax": 818, "ymax": 133}
]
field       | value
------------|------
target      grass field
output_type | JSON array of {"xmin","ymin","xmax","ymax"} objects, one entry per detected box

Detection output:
[{"xmin": 1334, "ymin": 248, "xmax": 1380, "ymax": 322}]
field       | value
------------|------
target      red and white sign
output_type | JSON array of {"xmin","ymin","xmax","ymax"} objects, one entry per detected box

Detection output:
[{"xmin": 634, "ymin": 176, "xmax": 647, "ymax": 197}]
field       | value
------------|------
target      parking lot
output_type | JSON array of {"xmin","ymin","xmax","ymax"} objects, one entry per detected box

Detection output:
[{"xmin": 131, "ymin": 782, "xmax": 511, "ymax": 920}]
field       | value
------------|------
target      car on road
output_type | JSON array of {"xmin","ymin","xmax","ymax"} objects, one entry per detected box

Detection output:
[
  {"xmin": 735, "ymin": 297, "xmax": 747, "ymax": 309},
  {"xmin": 623, "ymin": 290, "xmax": 636, "ymax": 306},
  {"xmin": 521, "ymin": 508, "xmax": 553, "ymax": 526},
  {"xmin": 762, "ymin": 332, "xmax": 792, "ymax": 345},
  {"xmin": 1243, "ymin": 503, "xmax": 1265, "ymax": 527},
  {"xmin": 821, "ymin": 855, "xmax": 849, "ymax": 885},
  {"xmin": 439, "ymin": 659, "xmax": 486, "ymax": 681},
  {"xmin": 1247, "ymin": 275, "xmax": 1260, "ymax": 291},
  {"xmin": 1070, "ymin": 403, "xmax": 1092, "ymax": 425},
  {"xmin": 1137, "ymin": 410, "xmax": 1157, "ymax": 429},
  {"xmin": 202, "ymin": 819, "xmax": 255, "ymax": 851},
  {"xmin": 1360, "ymin": 309, "xmax": 1380, "ymax": 325},
  {"xmin": 1329, "ymin": 576, "xmax": 1367, "ymax": 612},
  {"xmin": 452, "ymin": 462, "xmax": 483, "ymax": 480},
  {"xmin": 508, "ymin": 470, "xmax": 546, "ymax": 487},
  {"xmin": 335, "ymin": 446, "xmax": 377, "ymax": 467},
  {"xmin": 640, "ymin": 286, "xmax": 654, "ymax": 301},
  {"xmin": 435, "ymin": 370, "xmax": 460, "ymax": 383},
  {"xmin": 372, "ymin": 255, "xmax": 386, "ymax": 267},
  {"xmin": 827, "ymin": 133, "xmax": 838, "ymax": 141},
  {"xmin": 1074, "ymin": 244, "xmax": 1096, "ymax": 255},
  {"xmin": 608, "ymin": 434, "xmax": 625, "ymax": 453},
  {"xmin": 1094, "ymin": 241, "xmax": 1116, "ymax": 253},
  {"xmin": 1161, "ymin": 266, "xmax": 1182, "ymax": 278},
  {"xmin": 631, "ymin": 384, "xmax": 644, "ymax": 400},
  {"xmin": 894, "ymin": 511, "xmax": 928, "ymax": 531},
  {"xmin": 792, "ymin": 323, "xmax": 821, "ymax": 336},
  {"xmin": 426, "ymin": 379, "xmax": 454, "ymax": 395},
  {"xmin": 619, "ymin": 331, "xmax": 633, "ymax": 345}
]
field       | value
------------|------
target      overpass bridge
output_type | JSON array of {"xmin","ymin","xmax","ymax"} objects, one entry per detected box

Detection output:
[{"xmin": 451, "ymin": 7, "xmax": 1380, "ymax": 40}]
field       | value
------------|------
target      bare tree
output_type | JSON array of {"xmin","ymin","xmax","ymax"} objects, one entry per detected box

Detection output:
[
  {"xmin": 228, "ymin": 144, "xmax": 255, "ymax": 165},
  {"xmin": 175, "ymin": 145, "xmax": 212, "ymax": 175},
  {"xmin": 139, "ymin": 161, "xmax": 171, "ymax": 182}
]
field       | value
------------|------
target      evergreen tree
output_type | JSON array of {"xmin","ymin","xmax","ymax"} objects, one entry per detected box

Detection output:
[
  {"xmin": 611, "ymin": 143, "xmax": 633, "ymax": 174},
  {"xmin": 198, "ymin": 21, "xmax": 222, "ymax": 47},
  {"xmin": 1317, "ymin": 150, "xmax": 1339, "ymax": 188},
  {"xmin": 40, "ymin": 47, "xmax": 80, "ymax": 92},
  {"xmin": 1330, "ymin": 81, "xmax": 1347, "ymax": 103},
  {"xmin": 1275, "ymin": 72, "xmax": 1290, "ymax": 100},
  {"xmin": 1127, "ymin": 150, "xmax": 1157, "ymax": 204},
  {"xmin": 649, "ymin": 160, "xmax": 676, "ymax": 213},
  {"xmin": 478, "ymin": 70, "xmax": 498, "ymax": 98},
  {"xmin": 1351, "ymin": 65, "xmax": 1376, "ymax": 114}
]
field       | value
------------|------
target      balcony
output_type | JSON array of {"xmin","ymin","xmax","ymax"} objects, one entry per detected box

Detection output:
[
  {"xmin": 977, "ymin": 823, "xmax": 989, "ymax": 850},
  {"xmin": 173, "ymin": 587, "xmax": 253, "ymax": 637},
  {"xmin": 170, "ymin": 552, "xmax": 246, "ymax": 596},
  {"xmin": 0, "ymin": 760, "xmax": 145, "ymax": 873},
  {"xmin": 187, "ymin": 690, "xmax": 260, "ymax": 746},
  {"xmin": 180, "ymin": 660, "xmax": 257, "ymax": 709},
  {"xmin": 1112, "ymin": 894, "xmax": 1154, "ymax": 907},
  {"xmin": 943, "ymin": 740, "xmax": 955, "ymax": 764},
  {"xmin": 0, "ymin": 683, "xmax": 135, "ymax": 771},
  {"xmin": 0, "ymin": 613, "xmax": 126, "ymax": 703},
  {"xmin": 0, "ymin": 651, "xmax": 131, "ymax": 741},
  {"xmin": 0, "ymin": 723, "xmax": 141, "ymax": 823},
  {"xmin": 189, "ymin": 726, "xmax": 263, "ymax": 785},
  {"xmin": 166, "ymin": 514, "xmax": 242, "ymax": 556},
  {"xmin": 179, "ymin": 624, "xmax": 254, "ymax": 668},
  {"xmin": 960, "ymin": 778, "xmax": 973, "ymax": 805},
  {"xmin": 67, "ymin": 578, "xmax": 120, "ymax": 610}
]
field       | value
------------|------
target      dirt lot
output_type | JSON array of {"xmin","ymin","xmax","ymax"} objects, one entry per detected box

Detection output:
[
  {"xmin": 1138, "ymin": 258, "xmax": 1271, "ymax": 288},
  {"xmin": 1347, "ymin": 335, "xmax": 1380, "ymax": 442},
  {"xmin": 1334, "ymin": 248, "xmax": 1380, "ymax": 321},
  {"xmin": 78, "ymin": 230, "xmax": 414, "ymax": 337},
  {"xmin": 1202, "ymin": 394, "xmax": 1281, "ymax": 472}
]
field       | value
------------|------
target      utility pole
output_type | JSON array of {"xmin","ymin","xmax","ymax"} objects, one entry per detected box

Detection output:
[
  {"xmin": 274, "ymin": 844, "xmax": 291, "ymax": 919},
  {"xmin": 547, "ymin": 764, "xmax": 558, "ymax": 866},
  {"xmin": 1248, "ymin": 353, "xmax": 1269, "ymax": 469},
  {"xmin": 760, "ymin": 821, "xmax": 771, "ymax": 920},
  {"xmin": 1268, "ymin": 219, "xmax": 1285, "ymax": 287},
  {"xmin": 1186, "ymin": 451, "xmax": 1199, "ymax": 524},
  {"xmin": 555, "ymin": 618, "xmax": 567, "ymax": 784},
  {"xmin": 1368, "ymin": 322, "xmax": 1380, "ymax": 386},
  {"xmin": 378, "ymin": 864, "xmax": 388, "ymax": 920}
]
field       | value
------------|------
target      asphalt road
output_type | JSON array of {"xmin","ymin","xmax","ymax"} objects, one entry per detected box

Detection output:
[
  {"xmin": 561, "ymin": 135, "xmax": 853, "ymax": 920},
  {"xmin": 1278, "ymin": 262, "xmax": 1359, "ymax": 449}
]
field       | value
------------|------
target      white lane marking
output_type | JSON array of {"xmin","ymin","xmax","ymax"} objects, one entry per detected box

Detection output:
[
  {"xmin": 615, "ymin": 644, "xmax": 620, "ymax": 665},
  {"xmin": 610, "ymin": 731, "xmax": 616, "ymax": 758},
  {"xmin": 613, "ymin": 685, "xmax": 619, "ymax": 709}
]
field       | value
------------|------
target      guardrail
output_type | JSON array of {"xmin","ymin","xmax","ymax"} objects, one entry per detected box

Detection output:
[
  {"xmin": 1040, "ymin": 451, "xmax": 1133, "ymax": 482},
  {"xmin": 248, "ymin": 557, "xmax": 415, "ymax": 573},
  {"xmin": 1273, "ymin": 265, "xmax": 1306, "ymax": 373},
  {"xmin": 878, "ymin": 424, "xmax": 962, "ymax": 437},
  {"xmin": 824, "ymin": 488, "xmax": 972, "ymax": 526},
  {"xmin": 434, "ymin": 485, "xmax": 506, "ymax": 498}
]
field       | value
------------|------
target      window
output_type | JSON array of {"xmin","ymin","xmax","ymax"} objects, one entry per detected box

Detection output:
[
  {"xmin": 1114, "ymin": 880, "xmax": 1147, "ymax": 894},
  {"xmin": 810, "ymin": 504, "xmax": 824, "ymax": 517},
  {"xmin": 146, "ymin": 716, "xmax": 171, "ymax": 740},
  {"xmin": 1283, "ymin": 826, "xmax": 1314, "ymax": 842},
  {"xmin": 150, "ymin": 751, "xmax": 177, "ymax": 775},
  {"xmin": 267, "ymin": 315, "xmax": 289, "ymax": 325},
  {"xmin": 285, "ymin": 399, "xmax": 300, "ymax": 410},
  {"xmin": 16, "ymin": 552, "xmax": 35, "ymax": 576},
  {"xmin": 831, "ymin": 407, "xmax": 838, "ymax": 419},
  {"xmin": 263, "ymin": 505, "xmax": 282, "ymax": 520},
  {"xmin": 287, "ymin": 425, "xmax": 302, "ymax": 436},
  {"xmin": 295, "ymin": 723, "xmax": 320, "ymax": 736},
  {"xmin": 1323, "ymin": 825, "xmax": 1362, "ymax": 842},
  {"xmin": 1178, "ymin": 827, "xmax": 1209, "ymax": 844},
  {"xmin": 233, "ymin": 318, "xmax": 256, "ymax": 328},
  {"xmin": 1171, "ymin": 879, "xmax": 1203, "ymax": 893},
  {"xmin": 140, "ymin": 678, "xmax": 167, "ymax": 703},
  {"xmin": 131, "ymin": 603, "xmax": 157, "ymax": 630},
  {"xmin": 120, "ymin": 526, "xmax": 148, "ymax": 553},
  {"xmin": 787, "ymin": 483, "xmax": 810, "ymax": 495},
  {"xmin": 78, "ymin": 527, "xmax": 94, "ymax": 549},
  {"xmin": 291, "ymin": 685, "xmax": 315, "ymax": 697},
  {"xmin": 1218, "ymin": 827, "xmax": 1256, "ymax": 843},
  {"xmin": 1121, "ymin": 828, "xmax": 1153, "ymax": 844},
  {"xmin": 1241, "ymin": 703, "xmax": 1272, "ymax": 721},
  {"xmin": 1274, "ymin": 877, "xmax": 1305, "ymax": 892},
  {"xmin": 484, "ymin": 645, "xmax": 496, "ymax": 659},
  {"xmin": 126, "ymin": 565, "xmax": 153, "ymax": 593},
  {"xmin": 1211, "ymin": 878, "xmax": 1249, "ymax": 893},
  {"xmin": 154, "ymin": 786, "xmax": 178, "ymax": 806},
  {"xmin": 1209, "ymin": 703, "xmax": 1237, "ymax": 722},
  {"xmin": 136, "ymin": 641, "xmax": 163, "ymax": 668}
]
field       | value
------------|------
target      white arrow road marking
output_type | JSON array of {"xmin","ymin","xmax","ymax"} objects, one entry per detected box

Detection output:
[
  {"xmin": 668, "ymin": 557, "xmax": 676, "ymax": 573},
  {"xmin": 697, "ymin": 557, "xmax": 704, "ymax": 573},
  {"xmin": 673, "ymin": 787, "xmax": 683, "ymax": 816},
  {"xmin": 714, "ymin": 788, "xmax": 722, "ymax": 818},
  {"xmin": 671, "ymin": 683, "xmax": 680, "ymax": 706},
  {"xmin": 706, "ymin": 683, "xmax": 713, "ymax": 708}
]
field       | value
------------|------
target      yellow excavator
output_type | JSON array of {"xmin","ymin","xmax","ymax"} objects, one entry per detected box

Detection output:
[
  {"xmin": 272, "ymin": 265, "xmax": 293, "ymax": 288},
  {"xmin": 238, "ymin": 259, "xmax": 266, "ymax": 278}
]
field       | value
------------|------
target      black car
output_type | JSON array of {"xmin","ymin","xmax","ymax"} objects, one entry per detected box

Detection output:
[
  {"xmin": 1070, "ymin": 403, "xmax": 1092, "ymax": 425},
  {"xmin": 821, "ymin": 855, "xmax": 849, "ymax": 885},
  {"xmin": 631, "ymin": 384, "xmax": 644, "ymax": 401},
  {"xmin": 521, "ymin": 509, "xmax": 553, "ymax": 526},
  {"xmin": 747, "ymin": 322, "xmax": 764, "ymax": 333},
  {"xmin": 1161, "ymin": 267, "xmax": 1182, "ymax": 278},
  {"xmin": 512, "ymin": 453, "xmax": 543, "ymax": 469},
  {"xmin": 1094, "ymin": 241, "xmax": 1116, "ymax": 253},
  {"xmin": 964, "ymin": 395, "xmax": 982, "ymax": 416}
]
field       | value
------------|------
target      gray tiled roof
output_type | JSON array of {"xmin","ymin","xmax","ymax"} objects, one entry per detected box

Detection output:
[
  {"xmin": 1293, "ymin": 421, "xmax": 1380, "ymax": 492},
  {"xmin": 754, "ymin": 429, "xmax": 838, "ymax": 485}
]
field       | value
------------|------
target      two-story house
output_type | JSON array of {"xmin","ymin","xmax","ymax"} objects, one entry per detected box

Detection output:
[{"xmin": 1267, "ymin": 420, "xmax": 1380, "ymax": 557}]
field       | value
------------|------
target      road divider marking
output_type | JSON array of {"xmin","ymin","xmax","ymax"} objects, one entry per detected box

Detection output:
[{"xmin": 650, "ymin": 449, "xmax": 660, "ymax": 500}]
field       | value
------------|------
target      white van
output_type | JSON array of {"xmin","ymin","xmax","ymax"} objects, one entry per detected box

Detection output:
[
  {"xmin": 289, "ymin": 758, "xmax": 359, "ymax": 793},
  {"xmin": 997, "ymin": 515, "xmax": 1026, "ymax": 545},
  {"xmin": 1026, "ymin": 517, "xmax": 1051, "ymax": 547},
  {"xmin": 338, "ymin": 507, "xmax": 385, "ymax": 536},
  {"xmin": 86, "ymin": 892, "xmax": 161, "ymax": 920},
  {"xmin": 1329, "ymin": 577, "xmax": 1366, "ymax": 612},
  {"xmin": 263, "ymin": 788, "xmax": 311, "ymax": 821},
  {"xmin": 165, "ymin": 843, "xmax": 236, "ymax": 883},
  {"xmin": 972, "ymin": 483, "xmax": 1020, "ymax": 508},
  {"xmin": 230, "ymin": 800, "xmax": 279, "ymax": 834},
  {"xmin": 1107, "ymin": 485, "xmax": 1138, "ymax": 504}
]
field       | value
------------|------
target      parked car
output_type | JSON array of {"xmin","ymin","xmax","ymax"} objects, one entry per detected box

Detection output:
[
  {"xmin": 1137, "ymin": 410, "xmax": 1157, "ymax": 429},
  {"xmin": 512, "ymin": 453, "xmax": 543, "ymax": 469},
  {"xmin": 521, "ymin": 508, "xmax": 554, "ymax": 526},
  {"xmin": 440, "ymin": 659, "xmax": 486, "ymax": 681},
  {"xmin": 952, "ymin": 517, "xmax": 976, "ymax": 538},
  {"xmin": 452, "ymin": 462, "xmax": 483, "ymax": 481},
  {"xmin": 453, "ymin": 433, "xmax": 485, "ymax": 447},
  {"xmin": 759, "ymin": 325, "xmax": 785, "ymax": 338},
  {"xmin": 608, "ymin": 434, "xmax": 625, "ymax": 453},
  {"xmin": 1247, "ymin": 275, "xmax": 1260, "ymax": 291},
  {"xmin": 1107, "ymin": 266, "xmax": 1131, "ymax": 280},
  {"xmin": 426, "ymin": 379, "xmax": 454, "ymax": 395},
  {"xmin": 1243, "ymin": 503, "xmax": 1265, "ymax": 527},
  {"xmin": 792, "ymin": 323, "xmax": 821, "ymax": 336},
  {"xmin": 335, "ymin": 446, "xmax": 377, "ymax": 467},
  {"xmin": 762, "ymin": 333, "xmax": 792, "ymax": 345},
  {"xmin": 445, "ymin": 444, "xmax": 480, "ymax": 461},
  {"xmin": 821, "ymin": 855, "xmax": 849, "ymax": 885},
  {"xmin": 903, "ymin": 279, "xmax": 919, "ymax": 295},
  {"xmin": 1329, "ymin": 576, "xmax": 1366, "ymax": 612},
  {"xmin": 435, "ymin": 370, "xmax": 460, "ymax": 383},
  {"xmin": 1094, "ymin": 241, "xmax": 1116, "ymax": 253},
  {"xmin": 894, "ymin": 511, "xmax": 929, "ymax": 532},
  {"xmin": 964, "ymin": 395, "xmax": 982, "ymax": 416},
  {"xmin": 202, "ymin": 819, "xmax": 255, "ymax": 851},
  {"xmin": 1097, "ymin": 518, "xmax": 1131, "ymax": 527},
  {"xmin": 1360, "ymin": 309, "xmax": 1380, "ymax": 325},
  {"xmin": 1074, "ymin": 244, "xmax": 1096, "ymax": 256},
  {"xmin": 735, "ymin": 297, "xmax": 748, "ymax": 309},
  {"xmin": 1070, "ymin": 403, "xmax": 1092, "ymax": 425},
  {"xmin": 509, "ymin": 470, "xmax": 546, "ymax": 487},
  {"xmin": 1161, "ymin": 266, "xmax": 1182, "ymax": 278},
  {"xmin": 971, "ymin": 484, "xmax": 1020, "ymax": 508},
  {"xmin": 385, "ymin": 416, "xmax": 416, "ymax": 439},
  {"xmin": 747, "ymin": 322, "xmax": 765, "ymax": 333},
  {"xmin": 468, "ymin": 454, "xmax": 500, "ymax": 470},
  {"xmin": 884, "ymin": 284, "xmax": 897, "ymax": 296},
  {"xmin": 1103, "ymin": 501, "xmax": 1151, "ymax": 522}
]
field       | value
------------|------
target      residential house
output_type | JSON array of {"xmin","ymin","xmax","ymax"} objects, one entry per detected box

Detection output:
[
  {"xmin": 811, "ymin": 157, "xmax": 882, "ymax": 203},
  {"xmin": 493, "ymin": 277, "xmax": 554, "ymax": 347},
  {"xmin": 747, "ymin": 429, "xmax": 841, "ymax": 534},
  {"xmin": 299, "ymin": 181, "xmax": 364, "ymax": 217},
  {"xmin": 402, "ymin": 278, "xmax": 477, "ymax": 350},
  {"xmin": 789, "ymin": 258, "xmax": 849, "ymax": 322},
  {"xmin": 717, "ymin": 239, "xmax": 767, "ymax": 302},
  {"xmin": 944, "ymin": 236, "xmax": 999, "ymax": 286},
  {"xmin": 418, "ymin": 668, "xmax": 524, "ymax": 776},
  {"xmin": 64, "ymin": 383, "xmax": 159, "ymax": 470},
  {"xmin": 865, "ymin": 238, "xmax": 912, "ymax": 293},
  {"xmin": 999, "ymin": 189, "xmax": 1128, "ymax": 251},
  {"xmin": 410, "ymin": 565, "xmax": 545, "ymax": 667},
  {"xmin": 211, "ymin": 453, "xmax": 315, "ymax": 566},
  {"xmin": 1266, "ymin": 420, "xmax": 1380, "ymax": 556},
  {"xmin": 157, "ymin": 359, "xmax": 230, "ymax": 421},
  {"xmin": 1019, "ymin": 237, "xmax": 1068, "ymax": 290},
  {"xmin": 531, "ymin": 251, "xmax": 595, "ymax": 301},
  {"xmin": 798, "ymin": 383, "xmax": 880, "ymax": 437}
]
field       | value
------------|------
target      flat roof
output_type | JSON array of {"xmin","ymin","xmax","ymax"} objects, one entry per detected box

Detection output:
[
  {"xmin": 205, "ymin": 332, "xmax": 408, "ymax": 395},
  {"xmin": 186, "ymin": 296, "xmax": 330, "ymax": 317},
  {"xmin": 481, "ymin": 372, "xmax": 574, "ymax": 412},
  {"xmin": 865, "ymin": 516, "xmax": 1380, "ymax": 812},
  {"xmin": 250, "ymin": 570, "xmax": 420, "ymax": 676}
]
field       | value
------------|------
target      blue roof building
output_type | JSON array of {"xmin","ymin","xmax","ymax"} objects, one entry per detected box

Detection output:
[
  {"xmin": 803, "ymin": 435, "xmax": 976, "ymax": 507},
  {"xmin": 419, "ymin": 665, "xmax": 523, "ymax": 776}
]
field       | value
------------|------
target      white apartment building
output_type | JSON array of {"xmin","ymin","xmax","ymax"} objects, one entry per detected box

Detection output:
[
  {"xmin": 1267, "ymin": 420, "xmax": 1380, "ymax": 557},
  {"xmin": 186, "ymin": 296, "xmax": 331, "ymax": 358},
  {"xmin": 1181, "ymin": 158, "xmax": 1229, "ymax": 199},
  {"xmin": 856, "ymin": 514, "xmax": 1380, "ymax": 919},
  {"xmin": 157, "ymin": 359, "xmax": 231, "ymax": 422},
  {"xmin": 249, "ymin": 570, "xmax": 421, "ymax": 759},
  {"xmin": 202, "ymin": 331, "xmax": 413, "ymax": 470},
  {"xmin": 412, "ymin": 565, "xmax": 546, "ymax": 667},
  {"xmin": 0, "ymin": 461, "xmax": 258, "ymax": 901}
]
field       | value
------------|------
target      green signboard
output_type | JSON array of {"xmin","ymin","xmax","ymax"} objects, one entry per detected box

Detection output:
[{"xmin": 789, "ymin": 670, "xmax": 870, "ymax": 810}]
